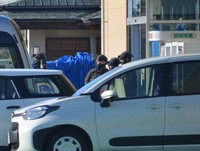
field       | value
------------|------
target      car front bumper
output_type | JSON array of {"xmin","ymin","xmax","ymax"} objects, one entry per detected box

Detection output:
[{"xmin": 9, "ymin": 114, "xmax": 59, "ymax": 151}]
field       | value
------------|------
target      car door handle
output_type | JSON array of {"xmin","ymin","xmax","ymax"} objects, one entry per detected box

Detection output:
[
  {"xmin": 169, "ymin": 103, "xmax": 185, "ymax": 109},
  {"xmin": 7, "ymin": 106, "xmax": 20, "ymax": 109},
  {"xmin": 146, "ymin": 104, "xmax": 161, "ymax": 110}
]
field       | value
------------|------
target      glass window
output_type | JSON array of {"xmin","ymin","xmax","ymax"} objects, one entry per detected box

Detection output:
[
  {"xmin": 0, "ymin": 79, "xmax": 6, "ymax": 99},
  {"xmin": 12, "ymin": 75, "xmax": 76, "ymax": 98},
  {"xmin": 0, "ymin": 32, "xmax": 24, "ymax": 68},
  {"xmin": 150, "ymin": 0, "xmax": 197, "ymax": 20},
  {"xmin": 133, "ymin": 0, "xmax": 141, "ymax": 17},
  {"xmin": 24, "ymin": 77, "xmax": 59, "ymax": 95},
  {"xmin": 98, "ymin": 65, "xmax": 162, "ymax": 100},
  {"xmin": 170, "ymin": 61, "xmax": 200, "ymax": 95},
  {"xmin": 150, "ymin": 23, "xmax": 198, "ymax": 31},
  {"xmin": 128, "ymin": 0, "xmax": 146, "ymax": 17},
  {"xmin": 0, "ymin": 78, "xmax": 19, "ymax": 100}
]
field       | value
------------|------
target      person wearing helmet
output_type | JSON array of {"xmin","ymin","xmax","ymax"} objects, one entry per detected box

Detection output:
[
  {"xmin": 118, "ymin": 51, "xmax": 133, "ymax": 65},
  {"xmin": 85, "ymin": 54, "xmax": 108, "ymax": 84},
  {"xmin": 32, "ymin": 53, "xmax": 47, "ymax": 69},
  {"xmin": 118, "ymin": 51, "xmax": 135, "ymax": 96},
  {"xmin": 108, "ymin": 57, "xmax": 120, "ymax": 70}
]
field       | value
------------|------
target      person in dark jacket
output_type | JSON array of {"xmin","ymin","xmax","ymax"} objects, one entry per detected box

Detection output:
[
  {"xmin": 32, "ymin": 53, "xmax": 47, "ymax": 69},
  {"xmin": 85, "ymin": 54, "xmax": 108, "ymax": 84}
]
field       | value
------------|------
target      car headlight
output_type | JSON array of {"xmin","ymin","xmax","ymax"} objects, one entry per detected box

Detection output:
[{"xmin": 22, "ymin": 105, "xmax": 59, "ymax": 120}]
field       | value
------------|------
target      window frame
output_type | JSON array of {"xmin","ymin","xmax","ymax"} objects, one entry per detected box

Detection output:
[
  {"xmin": 92, "ymin": 64, "xmax": 166, "ymax": 102},
  {"xmin": 166, "ymin": 60, "xmax": 200, "ymax": 96}
]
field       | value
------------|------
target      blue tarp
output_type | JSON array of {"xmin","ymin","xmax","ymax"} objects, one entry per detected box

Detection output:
[{"xmin": 46, "ymin": 52, "xmax": 96, "ymax": 89}]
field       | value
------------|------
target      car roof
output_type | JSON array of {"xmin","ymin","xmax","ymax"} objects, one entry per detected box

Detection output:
[
  {"xmin": 0, "ymin": 15, "xmax": 16, "ymax": 32},
  {"xmin": 0, "ymin": 69, "xmax": 63, "ymax": 76},
  {"xmin": 111, "ymin": 53, "xmax": 200, "ymax": 75},
  {"xmin": 119, "ymin": 53, "xmax": 200, "ymax": 69}
]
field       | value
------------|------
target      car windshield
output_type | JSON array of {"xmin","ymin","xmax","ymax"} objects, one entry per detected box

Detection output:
[{"xmin": 11, "ymin": 74, "xmax": 76, "ymax": 98}]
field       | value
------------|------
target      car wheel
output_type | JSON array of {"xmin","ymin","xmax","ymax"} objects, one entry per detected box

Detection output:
[{"xmin": 44, "ymin": 129, "xmax": 90, "ymax": 151}]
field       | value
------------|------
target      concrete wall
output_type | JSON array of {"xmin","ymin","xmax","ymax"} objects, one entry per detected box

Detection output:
[
  {"xmin": 102, "ymin": 0, "xmax": 127, "ymax": 59},
  {"xmin": 28, "ymin": 29, "xmax": 100, "ymax": 59}
]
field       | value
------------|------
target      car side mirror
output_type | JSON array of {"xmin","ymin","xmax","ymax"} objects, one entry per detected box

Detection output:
[{"xmin": 100, "ymin": 90, "xmax": 117, "ymax": 107}]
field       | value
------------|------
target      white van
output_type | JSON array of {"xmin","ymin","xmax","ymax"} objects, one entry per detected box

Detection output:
[{"xmin": 0, "ymin": 15, "xmax": 32, "ymax": 68}]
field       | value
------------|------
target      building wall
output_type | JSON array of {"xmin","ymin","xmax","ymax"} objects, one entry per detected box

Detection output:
[
  {"xmin": 28, "ymin": 30, "xmax": 100, "ymax": 60},
  {"xmin": 102, "ymin": 0, "xmax": 127, "ymax": 59}
]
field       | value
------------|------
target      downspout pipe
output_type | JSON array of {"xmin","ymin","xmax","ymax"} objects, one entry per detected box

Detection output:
[{"xmin": 101, "ymin": 0, "xmax": 105, "ymax": 55}]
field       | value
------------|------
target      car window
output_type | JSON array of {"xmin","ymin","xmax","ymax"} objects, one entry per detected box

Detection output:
[
  {"xmin": 12, "ymin": 74, "xmax": 76, "ymax": 98},
  {"xmin": 0, "ymin": 78, "xmax": 19, "ymax": 100},
  {"xmin": 170, "ymin": 61, "xmax": 200, "ymax": 95},
  {"xmin": 98, "ymin": 65, "xmax": 162, "ymax": 100},
  {"xmin": 0, "ymin": 31, "xmax": 24, "ymax": 68},
  {"xmin": 24, "ymin": 77, "xmax": 59, "ymax": 95}
]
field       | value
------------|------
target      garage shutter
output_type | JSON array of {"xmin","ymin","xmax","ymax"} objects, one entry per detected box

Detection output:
[{"xmin": 46, "ymin": 38, "xmax": 90, "ymax": 60}]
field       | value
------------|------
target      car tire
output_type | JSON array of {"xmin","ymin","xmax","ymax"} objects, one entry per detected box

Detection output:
[{"xmin": 44, "ymin": 129, "xmax": 90, "ymax": 151}]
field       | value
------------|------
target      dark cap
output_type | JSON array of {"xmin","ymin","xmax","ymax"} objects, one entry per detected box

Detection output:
[
  {"xmin": 108, "ymin": 57, "xmax": 120, "ymax": 69},
  {"xmin": 118, "ymin": 51, "xmax": 133, "ymax": 60},
  {"xmin": 96, "ymin": 55, "xmax": 107, "ymax": 62}
]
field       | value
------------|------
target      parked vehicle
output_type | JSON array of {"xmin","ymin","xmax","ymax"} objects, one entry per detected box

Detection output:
[
  {"xmin": 0, "ymin": 69, "xmax": 76, "ymax": 150},
  {"xmin": 9, "ymin": 54, "xmax": 200, "ymax": 151},
  {"xmin": 0, "ymin": 15, "xmax": 32, "ymax": 68}
]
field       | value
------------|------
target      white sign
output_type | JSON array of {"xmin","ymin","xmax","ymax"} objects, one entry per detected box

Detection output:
[{"xmin": 127, "ymin": 16, "xmax": 146, "ymax": 25}]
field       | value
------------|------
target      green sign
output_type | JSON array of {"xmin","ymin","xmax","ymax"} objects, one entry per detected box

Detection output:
[{"xmin": 174, "ymin": 33, "xmax": 194, "ymax": 39}]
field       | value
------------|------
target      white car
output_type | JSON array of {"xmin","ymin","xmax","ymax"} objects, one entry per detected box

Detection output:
[
  {"xmin": 0, "ymin": 69, "xmax": 76, "ymax": 150},
  {"xmin": 9, "ymin": 54, "xmax": 200, "ymax": 151}
]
